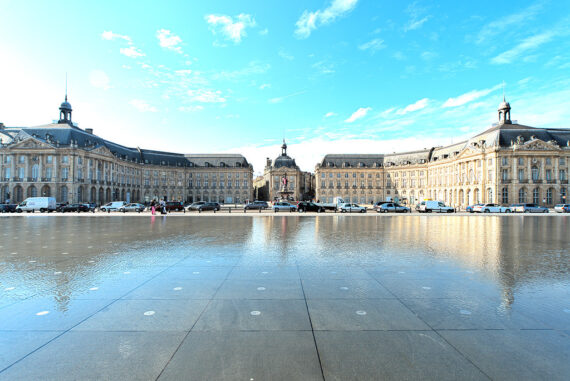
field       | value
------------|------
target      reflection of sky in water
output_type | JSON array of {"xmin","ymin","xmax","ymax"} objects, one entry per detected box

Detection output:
[{"xmin": 1, "ymin": 216, "xmax": 569, "ymax": 313}]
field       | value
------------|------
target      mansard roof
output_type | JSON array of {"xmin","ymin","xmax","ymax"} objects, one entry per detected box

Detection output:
[
  {"xmin": 319, "ymin": 154, "xmax": 384, "ymax": 168},
  {"xmin": 384, "ymin": 148, "xmax": 432, "ymax": 166},
  {"xmin": 1, "ymin": 124, "xmax": 251, "ymax": 168}
]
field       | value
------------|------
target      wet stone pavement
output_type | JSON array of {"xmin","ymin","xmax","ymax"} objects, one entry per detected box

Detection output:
[{"xmin": 0, "ymin": 215, "xmax": 569, "ymax": 380}]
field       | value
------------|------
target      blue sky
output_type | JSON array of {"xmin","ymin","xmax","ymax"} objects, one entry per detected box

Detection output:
[{"xmin": 1, "ymin": 0, "xmax": 569, "ymax": 174}]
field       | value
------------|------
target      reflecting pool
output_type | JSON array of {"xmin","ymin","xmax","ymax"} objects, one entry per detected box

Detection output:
[{"xmin": 1, "ymin": 215, "xmax": 569, "ymax": 380}]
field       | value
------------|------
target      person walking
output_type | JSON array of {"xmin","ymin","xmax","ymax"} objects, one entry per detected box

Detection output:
[{"xmin": 151, "ymin": 200, "xmax": 156, "ymax": 215}]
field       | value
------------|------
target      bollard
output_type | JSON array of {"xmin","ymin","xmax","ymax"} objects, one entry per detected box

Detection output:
[
  {"xmin": 229, "ymin": 207, "xmax": 231, "ymax": 213},
  {"xmin": 258, "ymin": 208, "xmax": 261, "ymax": 213},
  {"xmin": 244, "ymin": 208, "xmax": 246, "ymax": 214},
  {"xmin": 108, "ymin": 209, "xmax": 110, "ymax": 214},
  {"xmin": 214, "ymin": 208, "xmax": 216, "ymax": 213},
  {"xmin": 199, "ymin": 208, "xmax": 201, "ymax": 214}
]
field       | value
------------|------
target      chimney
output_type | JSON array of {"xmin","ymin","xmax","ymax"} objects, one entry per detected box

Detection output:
[
  {"xmin": 85, "ymin": 128, "xmax": 93, "ymax": 134},
  {"xmin": 0, "ymin": 122, "xmax": 4, "ymax": 129}
]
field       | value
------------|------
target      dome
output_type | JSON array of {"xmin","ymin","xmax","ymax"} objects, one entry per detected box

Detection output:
[
  {"xmin": 60, "ymin": 101, "xmax": 72, "ymax": 111},
  {"xmin": 498, "ymin": 101, "xmax": 510, "ymax": 110},
  {"xmin": 274, "ymin": 154, "xmax": 297, "ymax": 168}
]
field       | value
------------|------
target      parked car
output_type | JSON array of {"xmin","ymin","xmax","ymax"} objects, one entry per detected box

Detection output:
[
  {"xmin": 119, "ymin": 203, "xmax": 146, "ymax": 212},
  {"xmin": 195, "ymin": 202, "xmax": 220, "ymax": 211},
  {"xmin": 510, "ymin": 203, "xmax": 549, "ymax": 213},
  {"xmin": 339, "ymin": 203, "xmax": 367, "ymax": 213},
  {"xmin": 376, "ymin": 202, "xmax": 410, "ymax": 213},
  {"xmin": 164, "ymin": 201, "xmax": 185, "ymax": 212},
  {"xmin": 373, "ymin": 201, "xmax": 391, "ymax": 212},
  {"xmin": 244, "ymin": 201, "xmax": 269, "ymax": 210},
  {"xmin": 272, "ymin": 201, "xmax": 297, "ymax": 212},
  {"xmin": 466, "ymin": 204, "xmax": 484, "ymax": 213},
  {"xmin": 60, "ymin": 203, "xmax": 90, "ymax": 213},
  {"xmin": 83, "ymin": 203, "xmax": 97, "ymax": 212},
  {"xmin": 296, "ymin": 201, "xmax": 324, "ymax": 212},
  {"xmin": 473, "ymin": 203, "xmax": 512, "ymax": 213},
  {"xmin": 16, "ymin": 197, "xmax": 57, "ymax": 213},
  {"xmin": 100, "ymin": 201, "xmax": 127, "ymax": 212},
  {"xmin": 0, "ymin": 204, "xmax": 17, "ymax": 213},
  {"xmin": 554, "ymin": 204, "xmax": 570, "ymax": 213},
  {"xmin": 188, "ymin": 201, "xmax": 207, "ymax": 211},
  {"xmin": 418, "ymin": 200, "xmax": 455, "ymax": 213}
]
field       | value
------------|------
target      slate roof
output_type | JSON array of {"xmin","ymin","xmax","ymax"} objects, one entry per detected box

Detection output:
[
  {"xmin": 2, "ymin": 124, "xmax": 250, "ymax": 168},
  {"xmin": 384, "ymin": 149, "xmax": 432, "ymax": 166},
  {"xmin": 319, "ymin": 154, "xmax": 384, "ymax": 168}
]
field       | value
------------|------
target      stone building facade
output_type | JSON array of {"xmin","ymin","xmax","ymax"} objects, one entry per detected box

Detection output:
[
  {"xmin": 316, "ymin": 101, "xmax": 570, "ymax": 208},
  {"xmin": 0, "ymin": 98, "xmax": 253, "ymax": 205},
  {"xmin": 253, "ymin": 140, "xmax": 314, "ymax": 201}
]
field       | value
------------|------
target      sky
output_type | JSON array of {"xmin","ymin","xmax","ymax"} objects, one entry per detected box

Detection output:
[{"xmin": 1, "ymin": 0, "xmax": 569, "ymax": 175}]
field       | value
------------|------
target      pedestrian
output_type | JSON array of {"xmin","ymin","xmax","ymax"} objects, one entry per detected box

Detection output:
[{"xmin": 151, "ymin": 200, "xmax": 156, "ymax": 215}]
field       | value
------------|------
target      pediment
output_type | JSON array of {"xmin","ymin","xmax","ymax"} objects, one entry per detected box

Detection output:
[
  {"xmin": 87, "ymin": 145, "xmax": 113, "ymax": 156},
  {"xmin": 8, "ymin": 136, "xmax": 53, "ymax": 149},
  {"xmin": 454, "ymin": 146, "xmax": 482, "ymax": 160},
  {"xmin": 519, "ymin": 139, "xmax": 560, "ymax": 151}
]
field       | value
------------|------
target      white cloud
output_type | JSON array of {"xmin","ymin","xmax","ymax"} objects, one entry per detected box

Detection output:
[
  {"xmin": 268, "ymin": 91, "xmax": 307, "ymax": 104},
  {"xmin": 358, "ymin": 38, "xmax": 385, "ymax": 52},
  {"xmin": 156, "ymin": 29, "xmax": 183, "ymax": 54},
  {"xmin": 259, "ymin": 83, "xmax": 271, "ymax": 90},
  {"xmin": 491, "ymin": 30, "xmax": 556, "ymax": 64},
  {"xmin": 442, "ymin": 84, "xmax": 501, "ymax": 108},
  {"xmin": 345, "ymin": 107, "xmax": 371, "ymax": 123},
  {"xmin": 404, "ymin": 2, "xmax": 430, "ymax": 32},
  {"xmin": 476, "ymin": 3, "xmax": 543, "ymax": 44},
  {"xmin": 129, "ymin": 100, "xmax": 157, "ymax": 112},
  {"xmin": 101, "ymin": 31, "xmax": 132, "ymax": 43},
  {"xmin": 312, "ymin": 61, "xmax": 335, "ymax": 75},
  {"xmin": 259, "ymin": 28, "xmax": 269, "ymax": 36},
  {"xmin": 295, "ymin": 0, "xmax": 358, "ymax": 39},
  {"xmin": 278, "ymin": 49, "xmax": 294, "ymax": 60},
  {"xmin": 325, "ymin": 112, "xmax": 336, "ymax": 118},
  {"xmin": 397, "ymin": 98, "xmax": 429, "ymax": 115},
  {"xmin": 420, "ymin": 51, "xmax": 437, "ymax": 61},
  {"xmin": 187, "ymin": 89, "xmax": 226, "ymax": 103},
  {"xmin": 120, "ymin": 46, "xmax": 145, "ymax": 58},
  {"xmin": 89, "ymin": 70, "xmax": 110, "ymax": 90},
  {"xmin": 205, "ymin": 13, "xmax": 256, "ymax": 44}
]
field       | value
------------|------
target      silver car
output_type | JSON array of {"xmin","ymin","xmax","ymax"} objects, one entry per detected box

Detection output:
[
  {"xmin": 119, "ymin": 203, "xmax": 146, "ymax": 212},
  {"xmin": 473, "ymin": 203, "xmax": 511, "ymax": 213},
  {"xmin": 376, "ymin": 202, "xmax": 410, "ymax": 213},
  {"xmin": 339, "ymin": 203, "xmax": 367, "ymax": 213},
  {"xmin": 272, "ymin": 201, "xmax": 296, "ymax": 212},
  {"xmin": 554, "ymin": 204, "xmax": 570, "ymax": 213},
  {"xmin": 511, "ymin": 203, "xmax": 549, "ymax": 213}
]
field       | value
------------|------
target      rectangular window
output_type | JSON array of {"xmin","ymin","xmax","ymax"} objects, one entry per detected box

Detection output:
[
  {"xmin": 560, "ymin": 170, "xmax": 566, "ymax": 181},
  {"xmin": 4, "ymin": 167, "xmax": 10, "ymax": 179},
  {"xmin": 46, "ymin": 156, "xmax": 52, "ymax": 164},
  {"xmin": 518, "ymin": 169, "xmax": 524, "ymax": 181},
  {"xmin": 19, "ymin": 156, "xmax": 26, "ymax": 163},
  {"xmin": 46, "ymin": 167, "xmax": 52, "ymax": 179},
  {"xmin": 501, "ymin": 157, "xmax": 509, "ymax": 166},
  {"xmin": 560, "ymin": 158, "xmax": 566, "ymax": 166},
  {"xmin": 62, "ymin": 168, "xmax": 69, "ymax": 180},
  {"xmin": 501, "ymin": 169, "xmax": 508, "ymax": 181},
  {"xmin": 533, "ymin": 189, "xmax": 540, "ymax": 204},
  {"xmin": 62, "ymin": 156, "xmax": 69, "ymax": 164},
  {"xmin": 18, "ymin": 167, "xmax": 25, "ymax": 179},
  {"xmin": 546, "ymin": 169, "xmax": 552, "ymax": 181},
  {"xmin": 518, "ymin": 158, "xmax": 524, "ymax": 166},
  {"xmin": 77, "ymin": 157, "xmax": 83, "ymax": 165},
  {"xmin": 546, "ymin": 158, "xmax": 552, "ymax": 165}
]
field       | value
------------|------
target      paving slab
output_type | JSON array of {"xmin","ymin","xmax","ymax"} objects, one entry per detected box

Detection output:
[
  {"xmin": 301, "ymin": 278, "xmax": 394, "ymax": 299},
  {"xmin": 122, "ymin": 278, "xmax": 223, "ymax": 300},
  {"xmin": 307, "ymin": 298, "xmax": 430, "ymax": 330},
  {"xmin": 158, "ymin": 331, "xmax": 323, "ymax": 381},
  {"xmin": 315, "ymin": 330, "xmax": 488, "ymax": 381},
  {"xmin": 401, "ymin": 297, "xmax": 548, "ymax": 330},
  {"xmin": 227, "ymin": 265, "xmax": 300, "ymax": 280},
  {"xmin": 0, "ymin": 331, "xmax": 186, "ymax": 381},
  {"xmin": 193, "ymin": 299, "xmax": 311, "ymax": 331},
  {"xmin": 439, "ymin": 329, "xmax": 570, "ymax": 381},
  {"xmin": 73, "ymin": 299, "xmax": 209, "ymax": 331},
  {"xmin": 214, "ymin": 279, "xmax": 304, "ymax": 299},
  {"xmin": 380, "ymin": 277, "xmax": 499, "ymax": 299},
  {"xmin": 298, "ymin": 266, "xmax": 374, "ymax": 280},
  {"xmin": 0, "ymin": 331, "xmax": 63, "ymax": 371}
]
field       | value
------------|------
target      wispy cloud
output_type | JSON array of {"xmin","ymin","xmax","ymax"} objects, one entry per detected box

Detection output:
[
  {"xmin": 213, "ymin": 61, "xmax": 270, "ymax": 81},
  {"xmin": 259, "ymin": 83, "xmax": 271, "ymax": 90},
  {"xmin": 476, "ymin": 2, "xmax": 544, "ymax": 44},
  {"xmin": 278, "ymin": 49, "xmax": 294, "ymax": 60},
  {"xmin": 358, "ymin": 38, "xmax": 385, "ymax": 52},
  {"xmin": 312, "ymin": 61, "xmax": 335, "ymax": 75},
  {"xmin": 269, "ymin": 90, "xmax": 307, "ymax": 104},
  {"xmin": 205, "ymin": 14, "xmax": 256, "ymax": 44},
  {"xmin": 404, "ymin": 2, "xmax": 430, "ymax": 32},
  {"xmin": 491, "ymin": 30, "xmax": 556, "ymax": 64},
  {"xmin": 295, "ymin": 0, "xmax": 359, "ymax": 39},
  {"xmin": 156, "ymin": 29, "xmax": 183, "ymax": 54},
  {"xmin": 442, "ymin": 84, "xmax": 501, "ymax": 108},
  {"xmin": 102, "ymin": 30, "xmax": 145, "ymax": 59},
  {"xmin": 187, "ymin": 89, "xmax": 226, "ymax": 103},
  {"xmin": 325, "ymin": 112, "xmax": 336, "ymax": 118},
  {"xmin": 396, "ymin": 98, "xmax": 429, "ymax": 115},
  {"xmin": 120, "ymin": 46, "xmax": 145, "ymax": 58},
  {"xmin": 178, "ymin": 105, "xmax": 204, "ymax": 112},
  {"xmin": 345, "ymin": 107, "xmax": 371, "ymax": 123},
  {"xmin": 129, "ymin": 99, "xmax": 157, "ymax": 112}
]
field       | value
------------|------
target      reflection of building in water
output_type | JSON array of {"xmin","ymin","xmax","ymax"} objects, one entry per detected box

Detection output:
[
  {"xmin": 316, "ymin": 101, "xmax": 570, "ymax": 207},
  {"xmin": 0, "ymin": 97, "xmax": 253, "ymax": 204},
  {"xmin": 254, "ymin": 140, "xmax": 315, "ymax": 201}
]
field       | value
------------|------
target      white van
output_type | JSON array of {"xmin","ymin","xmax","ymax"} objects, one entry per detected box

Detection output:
[
  {"xmin": 418, "ymin": 200, "xmax": 455, "ymax": 213},
  {"xmin": 100, "ymin": 201, "xmax": 127, "ymax": 212},
  {"xmin": 16, "ymin": 197, "xmax": 56, "ymax": 213}
]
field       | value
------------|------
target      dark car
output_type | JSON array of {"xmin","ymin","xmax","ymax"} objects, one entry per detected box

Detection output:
[
  {"xmin": 83, "ymin": 203, "xmax": 97, "ymax": 212},
  {"xmin": 188, "ymin": 201, "xmax": 207, "ymax": 211},
  {"xmin": 195, "ymin": 202, "xmax": 220, "ymax": 211},
  {"xmin": 165, "ymin": 201, "xmax": 185, "ymax": 212},
  {"xmin": 297, "ymin": 201, "xmax": 324, "ymax": 212},
  {"xmin": 55, "ymin": 202, "xmax": 69, "ymax": 212},
  {"xmin": 0, "ymin": 204, "xmax": 17, "ymax": 213},
  {"xmin": 61, "ymin": 203, "xmax": 90, "ymax": 213},
  {"xmin": 244, "ymin": 201, "xmax": 269, "ymax": 210}
]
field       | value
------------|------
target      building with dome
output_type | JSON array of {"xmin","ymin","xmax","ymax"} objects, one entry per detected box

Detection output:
[
  {"xmin": 315, "ymin": 100, "xmax": 570, "ymax": 208},
  {"xmin": 253, "ymin": 140, "xmax": 314, "ymax": 201},
  {"xmin": 0, "ymin": 96, "xmax": 253, "ymax": 205}
]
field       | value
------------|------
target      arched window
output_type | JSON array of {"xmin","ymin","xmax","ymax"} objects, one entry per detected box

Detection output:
[
  {"xmin": 546, "ymin": 188, "xmax": 553, "ymax": 204},
  {"xmin": 531, "ymin": 166, "xmax": 539, "ymax": 181},
  {"xmin": 488, "ymin": 188, "xmax": 493, "ymax": 203},
  {"xmin": 60, "ymin": 186, "xmax": 68, "ymax": 202},
  {"xmin": 502, "ymin": 187, "xmax": 508, "ymax": 204},
  {"xmin": 533, "ymin": 188, "xmax": 539, "ymax": 204}
]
